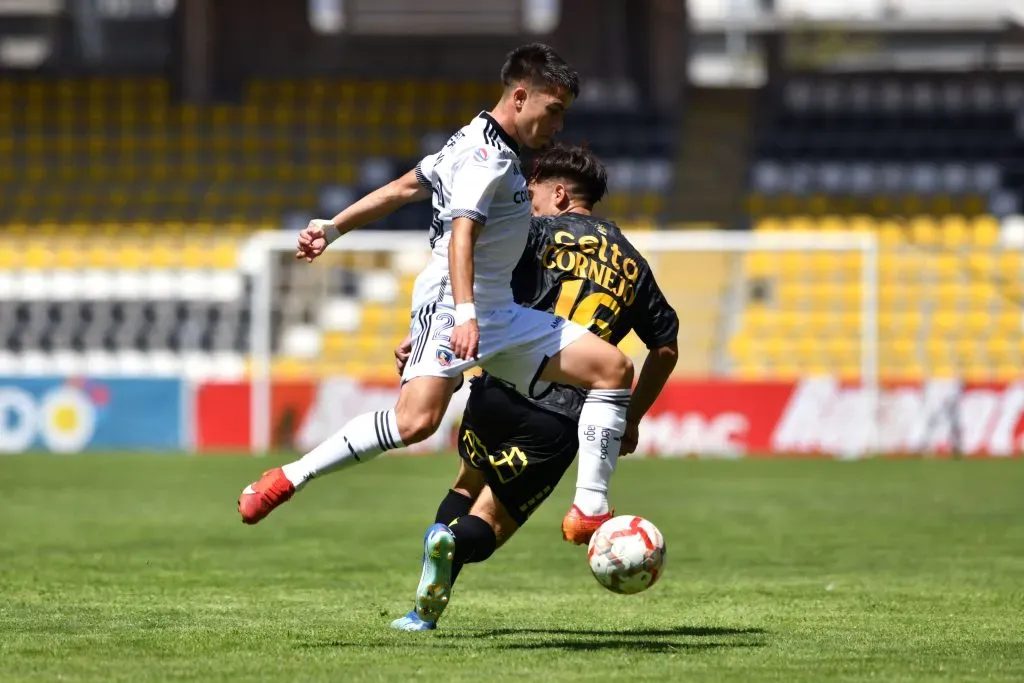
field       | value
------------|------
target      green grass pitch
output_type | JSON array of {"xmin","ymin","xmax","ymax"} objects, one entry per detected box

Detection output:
[{"xmin": 2, "ymin": 454, "xmax": 1023, "ymax": 682}]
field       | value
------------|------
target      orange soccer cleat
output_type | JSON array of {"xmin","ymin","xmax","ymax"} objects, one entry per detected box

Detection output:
[
  {"xmin": 561, "ymin": 505, "xmax": 614, "ymax": 545},
  {"xmin": 238, "ymin": 468, "xmax": 295, "ymax": 524}
]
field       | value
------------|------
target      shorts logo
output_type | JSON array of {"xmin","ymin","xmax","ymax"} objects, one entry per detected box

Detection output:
[
  {"xmin": 436, "ymin": 348, "xmax": 454, "ymax": 367},
  {"xmin": 473, "ymin": 147, "xmax": 489, "ymax": 163},
  {"xmin": 551, "ymin": 316, "xmax": 564, "ymax": 329}
]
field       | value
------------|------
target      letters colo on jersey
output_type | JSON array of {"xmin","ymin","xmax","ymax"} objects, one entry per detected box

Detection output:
[{"xmin": 412, "ymin": 112, "xmax": 530, "ymax": 313}]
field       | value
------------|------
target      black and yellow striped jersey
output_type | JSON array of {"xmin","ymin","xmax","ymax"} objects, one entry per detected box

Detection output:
[{"xmin": 475, "ymin": 213, "xmax": 679, "ymax": 421}]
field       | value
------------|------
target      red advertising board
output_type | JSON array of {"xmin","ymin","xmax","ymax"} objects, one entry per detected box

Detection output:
[
  {"xmin": 194, "ymin": 377, "xmax": 1024, "ymax": 458},
  {"xmin": 636, "ymin": 377, "xmax": 1024, "ymax": 458},
  {"xmin": 194, "ymin": 381, "xmax": 316, "ymax": 451}
]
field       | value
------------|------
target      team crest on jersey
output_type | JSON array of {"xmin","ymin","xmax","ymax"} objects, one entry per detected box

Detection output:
[
  {"xmin": 473, "ymin": 147, "xmax": 489, "ymax": 163},
  {"xmin": 436, "ymin": 348, "xmax": 455, "ymax": 367}
]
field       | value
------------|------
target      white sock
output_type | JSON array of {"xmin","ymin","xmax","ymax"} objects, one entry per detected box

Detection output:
[
  {"xmin": 573, "ymin": 389, "xmax": 629, "ymax": 516},
  {"xmin": 281, "ymin": 410, "xmax": 404, "ymax": 488}
]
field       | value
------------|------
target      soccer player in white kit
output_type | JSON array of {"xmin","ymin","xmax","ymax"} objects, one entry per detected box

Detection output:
[{"xmin": 238, "ymin": 45, "xmax": 632, "ymax": 554}]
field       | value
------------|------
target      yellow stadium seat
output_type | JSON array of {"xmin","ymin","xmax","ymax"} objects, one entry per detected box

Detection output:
[
  {"xmin": 357, "ymin": 334, "xmax": 384, "ymax": 355},
  {"xmin": 934, "ymin": 281, "xmax": 967, "ymax": 308},
  {"xmin": 808, "ymin": 282, "xmax": 854, "ymax": 309},
  {"xmin": 774, "ymin": 310, "xmax": 809, "ymax": 335},
  {"xmin": 965, "ymin": 282, "xmax": 994, "ymax": 308},
  {"xmin": 909, "ymin": 216, "xmax": 939, "ymax": 246},
  {"xmin": 998, "ymin": 251, "xmax": 1022, "ymax": 273},
  {"xmin": 987, "ymin": 337, "xmax": 1015, "ymax": 362},
  {"xmin": 824, "ymin": 336, "xmax": 857, "ymax": 362},
  {"xmin": 939, "ymin": 215, "xmax": 970, "ymax": 247},
  {"xmin": 847, "ymin": 215, "xmax": 876, "ymax": 233},
  {"xmin": 879, "ymin": 283, "xmax": 905, "ymax": 309},
  {"xmin": 321, "ymin": 332, "xmax": 353, "ymax": 356},
  {"xmin": 993, "ymin": 311, "xmax": 1022, "ymax": 335},
  {"xmin": 925, "ymin": 338, "xmax": 952, "ymax": 362},
  {"xmin": 744, "ymin": 251, "xmax": 776, "ymax": 276},
  {"xmin": 961, "ymin": 309, "xmax": 991, "ymax": 334},
  {"xmin": 755, "ymin": 218, "xmax": 784, "ymax": 232},
  {"xmin": 929, "ymin": 364, "xmax": 960, "ymax": 380},
  {"xmin": 972, "ymin": 216, "xmax": 1000, "ymax": 246},
  {"xmin": 359, "ymin": 304, "xmax": 403, "ymax": 331},
  {"xmin": 785, "ymin": 216, "xmax": 817, "ymax": 232},
  {"xmin": 930, "ymin": 310, "xmax": 960, "ymax": 335},
  {"xmin": 776, "ymin": 251, "xmax": 806, "ymax": 275},
  {"xmin": 818, "ymin": 215, "xmax": 847, "ymax": 232},
  {"xmin": 270, "ymin": 357, "xmax": 311, "ymax": 380},
  {"xmin": 965, "ymin": 251, "xmax": 995, "ymax": 274},
  {"xmin": 934, "ymin": 253, "xmax": 961, "ymax": 278},
  {"xmin": 727, "ymin": 333, "xmax": 756, "ymax": 359},
  {"xmin": 876, "ymin": 220, "xmax": 905, "ymax": 246},
  {"xmin": 993, "ymin": 363, "xmax": 1019, "ymax": 382}
]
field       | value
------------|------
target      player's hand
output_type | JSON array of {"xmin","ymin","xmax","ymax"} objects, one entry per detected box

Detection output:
[
  {"xmin": 450, "ymin": 319, "xmax": 479, "ymax": 361},
  {"xmin": 295, "ymin": 219, "xmax": 334, "ymax": 263},
  {"xmin": 620, "ymin": 420, "xmax": 640, "ymax": 456},
  {"xmin": 394, "ymin": 334, "xmax": 413, "ymax": 376}
]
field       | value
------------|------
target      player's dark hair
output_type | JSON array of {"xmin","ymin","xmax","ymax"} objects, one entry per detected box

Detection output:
[
  {"xmin": 529, "ymin": 143, "xmax": 608, "ymax": 206},
  {"xmin": 501, "ymin": 43, "xmax": 580, "ymax": 98}
]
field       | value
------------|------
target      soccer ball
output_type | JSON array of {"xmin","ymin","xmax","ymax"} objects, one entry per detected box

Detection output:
[{"xmin": 587, "ymin": 515, "xmax": 666, "ymax": 594}]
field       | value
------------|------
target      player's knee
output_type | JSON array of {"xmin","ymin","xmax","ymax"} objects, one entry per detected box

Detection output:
[
  {"xmin": 594, "ymin": 352, "xmax": 633, "ymax": 390},
  {"xmin": 474, "ymin": 509, "xmax": 515, "ymax": 547},
  {"xmin": 395, "ymin": 406, "xmax": 443, "ymax": 445}
]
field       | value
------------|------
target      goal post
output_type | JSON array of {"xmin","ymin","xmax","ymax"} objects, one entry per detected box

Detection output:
[{"xmin": 242, "ymin": 229, "xmax": 880, "ymax": 455}]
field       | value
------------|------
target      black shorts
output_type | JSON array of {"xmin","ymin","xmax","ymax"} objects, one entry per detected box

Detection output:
[{"xmin": 458, "ymin": 377, "xmax": 579, "ymax": 526}]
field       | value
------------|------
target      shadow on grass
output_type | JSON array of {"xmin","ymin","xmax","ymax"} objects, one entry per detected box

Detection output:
[
  {"xmin": 496, "ymin": 639, "xmax": 766, "ymax": 653},
  {"xmin": 299, "ymin": 625, "xmax": 767, "ymax": 653},
  {"xmin": 464, "ymin": 626, "xmax": 766, "ymax": 638}
]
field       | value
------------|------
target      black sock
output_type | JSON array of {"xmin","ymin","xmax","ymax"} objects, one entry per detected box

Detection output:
[
  {"xmin": 435, "ymin": 490, "xmax": 474, "ymax": 586},
  {"xmin": 435, "ymin": 489, "xmax": 473, "ymax": 526},
  {"xmin": 450, "ymin": 515, "xmax": 497, "ymax": 570}
]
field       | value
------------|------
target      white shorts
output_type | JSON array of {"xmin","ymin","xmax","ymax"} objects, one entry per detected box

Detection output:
[{"xmin": 402, "ymin": 303, "xmax": 589, "ymax": 398}]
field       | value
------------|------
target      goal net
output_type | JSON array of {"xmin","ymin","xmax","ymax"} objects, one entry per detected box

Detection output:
[{"xmin": 242, "ymin": 229, "xmax": 880, "ymax": 455}]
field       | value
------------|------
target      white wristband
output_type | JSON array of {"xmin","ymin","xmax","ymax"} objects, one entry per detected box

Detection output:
[
  {"xmin": 311, "ymin": 219, "xmax": 341, "ymax": 245},
  {"xmin": 455, "ymin": 303, "xmax": 477, "ymax": 325}
]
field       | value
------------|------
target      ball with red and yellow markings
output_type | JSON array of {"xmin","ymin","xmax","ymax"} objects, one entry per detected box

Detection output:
[{"xmin": 587, "ymin": 515, "xmax": 666, "ymax": 594}]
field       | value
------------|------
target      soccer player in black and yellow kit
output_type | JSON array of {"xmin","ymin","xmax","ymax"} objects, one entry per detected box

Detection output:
[{"xmin": 391, "ymin": 144, "xmax": 679, "ymax": 630}]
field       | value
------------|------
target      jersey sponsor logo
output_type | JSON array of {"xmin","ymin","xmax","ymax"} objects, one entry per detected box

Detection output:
[
  {"xmin": 513, "ymin": 189, "xmax": 529, "ymax": 204},
  {"xmin": 541, "ymin": 230, "xmax": 641, "ymax": 306},
  {"xmin": 473, "ymin": 147, "xmax": 489, "ymax": 163},
  {"xmin": 584, "ymin": 424, "xmax": 612, "ymax": 459}
]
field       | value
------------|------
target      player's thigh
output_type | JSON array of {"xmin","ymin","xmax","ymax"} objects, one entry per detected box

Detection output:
[
  {"xmin": 539, "ymin": 330, "xmax": 633, "ymax": 391},
  {"xmin": 394, "ymin": 375, "xmax": 460, "ymax": 444},
  {"xmin": 470, "ymin": 486, "xmax": 519, "ymax": 548},
  {"xmin": 479, "ymin": 306, "xmax": 592, "ymax": 398}
]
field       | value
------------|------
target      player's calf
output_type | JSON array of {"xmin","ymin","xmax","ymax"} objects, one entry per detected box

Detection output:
[
  {"xmin": 543, "ymin": 333, "xmax": 633, "ymax": 525},
  {"xmin": 237, "ymin": 377, "xmax": 457, "ymax": 524}
]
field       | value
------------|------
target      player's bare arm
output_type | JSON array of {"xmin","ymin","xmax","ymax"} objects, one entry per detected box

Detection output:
[
  {"xmin": 448, "ymin": 216, "xmax": 483, "ymax": 360},
  {"xmin": 621, "ymin": 341, "xmax": 678, "ymax": 454},
  {"xmin": 296, "ymin": 168, "xmax": 429, "ymax": 262}
]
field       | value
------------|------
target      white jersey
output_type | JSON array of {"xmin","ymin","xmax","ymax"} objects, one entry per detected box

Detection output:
[{"xmin": 411, "ymin": 112, "xmax": 531, "ymax": 313}]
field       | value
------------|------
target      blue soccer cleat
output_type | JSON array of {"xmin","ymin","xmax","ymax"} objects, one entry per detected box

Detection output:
[
  {"xmin": 389, "ymin": 610, "xmax": 437, "ymax": 632},
  {"xmin": 413, "ymin": 522, "xmax": 456, "ymax": 625}
]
